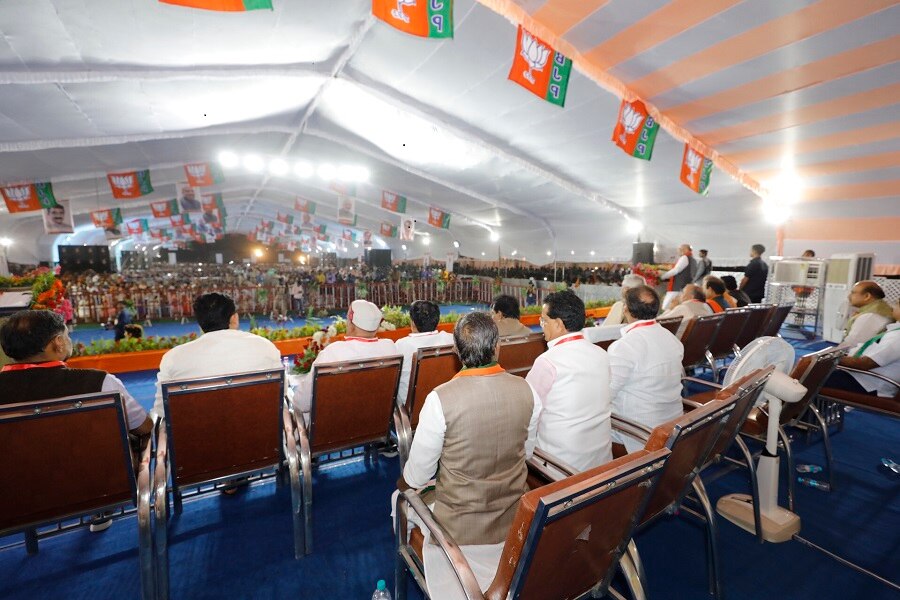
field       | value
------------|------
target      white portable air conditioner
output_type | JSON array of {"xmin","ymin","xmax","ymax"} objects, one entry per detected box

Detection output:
[
  {"xmin": 772, "ymin": 259, "xmax": 825, "ymax": 287},
  {"xmin": 822, "ymin": 253, "xmax": 875, "ymax": 343}
]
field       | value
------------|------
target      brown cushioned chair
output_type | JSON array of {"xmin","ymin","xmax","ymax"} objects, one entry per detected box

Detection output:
[
  {"xmin": 704, "ymin": 308, "xmax": 751, "ymax": 380},
  {"xmin": 395, "ymin": 344, "xmax": 460, "ymax": 467},
  {"xmin": 0, "ymin": 391, "xmax": 155, "ymax": 599},
  {"xmin": 758, "ymin": 303, "xmax": 794, "ymax": 338},
  {"xmin": 612, "ymin": 395, "xmax": 737, "ymax": 599},
  {"xmin": 155, "ymin": 369, "xmax": 301, "ymax": 598},
  {"xmin": 395, "ymin": 447, "xmax": 671, "ymax": 600},
  {"xmin": 498, "ymin": 332, "xmax": 546, "ymax": 377},
  {"xmin": 733, "ymin": 304, "xmax": 776, "ymax": 355},
  {"xmin": 296, "ymin": 355, "xmax": 403, "ymax": 553},
  {"xmin": 680, "ymin": 313, "xmax": 725, "ymax": 372},
  {"xmin": 819, "ymin": 367, "xmax": 900, "ymax": 419}
]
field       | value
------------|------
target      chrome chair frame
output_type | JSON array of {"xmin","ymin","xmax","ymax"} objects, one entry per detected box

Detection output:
[{"xmin": 0, "ymin": 391, "xmax": 155, "ymax": 599}]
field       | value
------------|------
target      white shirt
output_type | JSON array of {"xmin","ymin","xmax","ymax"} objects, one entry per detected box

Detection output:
[
  {"xmin": 154, "ymin": 328, "xmax": 282, "ymax": 417},
  {"xmin": 849, "ymin": 323, "xmax": 900, "ymax": 397},
  {"xmin": 843, "ymin": 312, "xmax": 892, "ymax": 347},
  {"xmin": 394, "ymin": 330, "xmax": 455, "ymax": 406},
  {"xmin": 525, "ymin": 331, "xmax": 612, "ymax": 471},
  {"xmin": 293, "ymin": 337, "xmax": 399, "ymax": 413},
  {"xmin": 102, "ymin": 374, "xmax": 149, "ymax": 430},
  {"xmin": 608, "ymin": 320, "xmax": 685, "ymax": 452},
  {"xmin": 659, "ymin": 300, "xmax": 713, "ymax": 338},
  {"xmin": 403, "ymin": 382, "xmax": 541, "ymax": 600},
  {"xmin": 660, "ymin": 255, "xmax": 689, "ymax": 281}
]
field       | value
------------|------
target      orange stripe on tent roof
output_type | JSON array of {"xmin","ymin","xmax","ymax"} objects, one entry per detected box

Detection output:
[
  {"xmin": 750, "ymin": 150, "xmax": 900, "ymax": 182},
  {"xmin": 725, "ymin": 121, "xmax": 900, "ymax": 166},
  {"xmin": 626, "ymin": 0, "xmax": 896, "ymax": 100},
  {"xmin": 700, "ymin": 82, "xmax": 900, "ymax": 146},
  {"xmin": 803, "ymin": 180, "xmax": 900, "ymax": 203},
  {"xmin": 786, "ymin": 217, "xmax": 900, "ymax": 241},
  {"xmin": 666, "ymin": 35, "xmax": 900, "ymax": 125},
  {"xmin": 533, "ymin": 0, "xmax": 611, "ymax": 36},
  {"xmin": 582, "ymin": 0, "xmax": 743, "ymax": 71}
]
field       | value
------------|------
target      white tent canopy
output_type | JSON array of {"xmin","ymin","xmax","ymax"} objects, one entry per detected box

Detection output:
[{"xmin": 1, "ymin": 0, "xmax": 897, "ymax": 268}]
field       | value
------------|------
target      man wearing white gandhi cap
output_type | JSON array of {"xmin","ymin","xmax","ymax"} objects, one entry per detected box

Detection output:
[{"xmin": 293, "ymin": 300, "xmax": 400, "ymax": 417}]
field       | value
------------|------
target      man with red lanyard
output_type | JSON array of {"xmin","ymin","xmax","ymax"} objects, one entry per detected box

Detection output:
[
  {"xmin": 0, "ymin": 309, "xmax": 152, "ymax": 531},
  {"xmin": 394, "ymin": 312, "xmax": 540, "ymax": 600},
  {"xmin": 526, "ymin": 290, "xmax": 612, "ymax": 471},
  {"xmin": 293, "ymin": 299, "xmax": 398, "ymax": 417},
  {"xmin": 608, "ymin": 286, "xmax": 684, "ymax": 454}
]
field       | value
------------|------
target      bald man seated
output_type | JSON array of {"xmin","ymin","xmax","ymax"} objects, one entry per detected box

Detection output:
[
  {"xmin": 842, "ymin": 281, "xmax": 895, "ymax": 347},
  {"xmin": 658, "ymin": 284, "xmax": 713, "ymax": 338}
]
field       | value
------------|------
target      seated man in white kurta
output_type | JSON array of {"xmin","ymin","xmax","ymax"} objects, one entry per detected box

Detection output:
[
  {"xmin": 526, "ymin": 290, "xmax": 612, "ymax": 472},
  {"xmin": 394, "ymin": 300, "xmax": 454, "ymax": 406},
  {"xmin": 609, "ymin": 285, "xmax": 684, "ymax": 453},
  {"xmin": 154, "ymin": 292, "xmax": 281, "ymax": 417},
  {"xmin": 293, "ymin": 299, "xmax": 398, "ymax": 415},
  {"xmin": 600, "ymin": 273, "xmax": 646, "ymax": 328},
  {"xmin": 395, "ymin": 312, "xmax": 540, "ymax": 600},
  {"xmin": 658, "ymin": 284, "xmax": 713, "ymax": 338}
]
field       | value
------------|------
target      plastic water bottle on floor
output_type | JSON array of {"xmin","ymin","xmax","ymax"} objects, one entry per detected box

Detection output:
[
  {"xmin": 797, "ymin": 477, "xmax": 830, "ymax": 492},
  {"xmin": 796, "ymin": 464, "xmax": 823, "ymax": 474},
  {"xmin": 372, "ymin": 579, "xmax": 391, "ymax": 600}
]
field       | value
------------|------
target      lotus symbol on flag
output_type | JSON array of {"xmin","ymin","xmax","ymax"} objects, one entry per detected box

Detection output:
[
  {"xmin": 430, "ymin": 208, "xmax": 441, "ymax": 221},
  {"xmin": 521, "ymin": 31, "xmax": 550, "ymax": 84},
  {"xmin": 111, "ymin": 174, "xmax": 135, "ymax": 194},
  {"xmin": 187, "ymin": 164, "xmax": 207, "ymax": 179},
  {"xmin": 686, "ymin": 149, "xmax": 702, "ymax": 184},
  {"xmin": 619, "ymin": 104, "xmax": 644, "ymax": 145},
  {"xmin": 391, "ymin": 0, "xmax": 416, "ymax": 23},
  {"xmin": 6, "ymin": 185, "xmax": 32, "ymax": 208}
]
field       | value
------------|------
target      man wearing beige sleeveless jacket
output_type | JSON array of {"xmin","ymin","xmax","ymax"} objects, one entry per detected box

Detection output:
[{"xmin": 398, "ymin": 311, "xmax": 540, "ymax": 600}]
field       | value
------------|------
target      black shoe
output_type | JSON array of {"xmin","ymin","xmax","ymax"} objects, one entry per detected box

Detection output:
[{"xmin": 89, "ymin": 513, "xmax": 113, "ymax": 533}]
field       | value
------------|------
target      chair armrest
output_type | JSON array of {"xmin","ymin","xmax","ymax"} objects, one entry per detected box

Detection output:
[
  {"xmin": 398, "ymin": 490, "xmax": 485, "ymax": 600},
  {"xmin": 282, "ymin": 407, "xmax": 300, "ymax": 462},
  {"xmin": 611, "ymin": 414, "xmax": 653, "ymax": 442},
  {"xmin": 137, "ymin": 422, "xmax": 153, "ymax": 514},
  {"xmin": 682, "ymin": 398, "xmax": 704, "ymax": 409},
  {"xmin": 532, "ymin": 447, "xmax": 578, "ymax": 477},
  {"xmin": 682, "ymin": 376, "xmax": 723, "ymax": 390},
  {"xmin": 830, "ymin": 367, "xmax": 900, "ymax": 390},
  {"xmin": 153, "ymin": 417, "xmax": 168, "ymax": 519}
]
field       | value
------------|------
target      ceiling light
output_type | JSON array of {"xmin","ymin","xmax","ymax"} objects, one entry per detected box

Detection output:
[
  {"xmin": 293, "ymin": 161, "xmax": 314, "ymax": 178},
  {"xmin": 546, "ymin": 250, "xmax": 552, "ymax": 256},
  {"xmin": 625, "ymin": 219, "xmax": 644, "ymax": 234},
  {"xmin": 253, "ymin": 248, "xmax": 264, "ymax": 257},
  {"xmin": 218, "ymin": 151, "xmax": 239, "ymax": 169},
  {"xmin": 317, "ymin": 164, "xmax": 337, "ymax": 180},
  {"xmin": 489, "ymin": 230, "xmax": 500, "ymax": 242},
  {"xmin": 422, "ymin": 237, "xmax": 430, "ymax": 246},
  {"xmin": 511, "ymin": 250, "xmax": 517, "ymax": 256},
  {"xmin": 337, "ymin": 165, "xmax": 356, "ymax": 181},
  {"xmin": 243, "ymin": 154, "xmax": 264, "ymax": 173},
  {"xmin": 352, "ymin": 166, "xmax": 370, "ymax": 182},
  {"xmin": 268, "ymin": 158, "xmax": 289, "ymax": 176},
  {"xmin": 590, "ymin": 251, "xmax": 596, "ymax": 256},
  {"xmin": 481, "ymin": 252, "xmax": 486, "ymax": 256},
  {"xmin": 763, "ymin": 198, "xmax": 792, "ymax": 225},
  {"xmin": 401, "ymin": 244, "xmax": 407, "ymax": 251},
  {"xmin": 570, "ymin": 250, "xmax": 575, "ymax": 255},
  {"xmin": 452, "ymin": 240, "xmax": 460, "ymax": 249}
]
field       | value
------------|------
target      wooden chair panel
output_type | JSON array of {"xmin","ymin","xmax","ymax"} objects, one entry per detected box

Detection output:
[
  {"xmin": 0, "ymin": 393, "xmax": 134, "ymax": 532},
  {"xmin": 707, "ymin": 308, "xmax": 751, "ymax": 359},
  {"xmin": 498, "ymin": 333, "xmax": 547, "ymax": 377},
  {"xmin": 734, "ymin": 305, "xmax": 776, "ymax": 350},
  {"xmin": 657, "ymin": 316, "xmax": 683, "ymax": 337},
  {"xmin": 681, "ymin": 313, "xmax": 725, "ymax": 369},
  {"xmin": 759, "ymin": 304, "xmax": 793, "ymax": 338},
  {"xmin": 405, "ymin": 346, "xmax": 460, "ymax": 428},
  {"xmin": 166, "ymin": 378, "xmax": 284, "ymax": 486},
  {"xmin": 487, "ymin": 449, "xmax": 670, "ymax": 600},
  {"xmin": 311, "ymin": 358, "xmax": 401, "ymax": 454}
]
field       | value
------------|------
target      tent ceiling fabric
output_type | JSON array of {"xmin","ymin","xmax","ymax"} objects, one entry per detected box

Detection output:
[{"xmin": 0, "ymin": 0, "xmax": 897, "ymax": 265}]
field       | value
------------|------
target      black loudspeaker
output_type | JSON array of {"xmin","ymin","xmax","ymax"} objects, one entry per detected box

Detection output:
[
  {"xmin": 58, "ymin": 245, "xmax": 113, "ymax": 273},
  {"xmin": 366, "ymin": 249, "xmax": 392, "ymax": 268},
  {"xmin": 632, "ymin": 242, "xmax": 654, "ymax": 265}
]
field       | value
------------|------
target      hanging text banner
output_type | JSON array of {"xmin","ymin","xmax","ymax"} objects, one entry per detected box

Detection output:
[
  {"xmin": 679, "ymin": 144, "xmax": 713, "ymax": 195},
  {"xmin": 183, "ymin": 162, "xmax": 224, "ymax": 187},
  {"xmin": 508, "ymin": 25, "xmax": 572, "ymax": 107},
  {"xmin": 381, "ymin": 190, "xmax": 407, "ymax": 213},
  {"xmin": 1, "ymin": 182, "xmax": 57, "ymax": 213},
  {"xmin": 427, "ymin": 206, "xmax": 451, "ymax": 229},
  {"xmin": 612, "ymin": 99, "xmax": 659, "ymax": 161},
  {"xmin": 108, "ymin": 170, "xmax": 154, "ymax": 200},
  {"xmin": 372, "ymin": 0, "xmax": 453, "ymax": 39}
]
